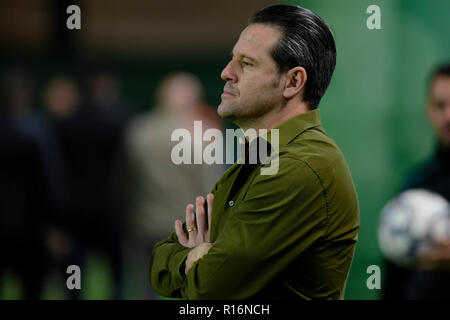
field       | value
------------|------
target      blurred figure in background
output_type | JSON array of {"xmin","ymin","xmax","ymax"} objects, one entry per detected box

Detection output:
[
  {"xmin": 382, "ymin": 63, "xmax": 450, "ymax": 299},
  {"xmin": 44, "ymin": 74, "xmax": 127, "ymax": 299},
  {"xmin": 44, "ymin": 77, "xmax": 79, "ymax": 120},
  {"xmin": 85, "ymin": 71, "xmax": 135, "ymax": 125},
  {"xmin": 117, "ymin": 72, "xmax": 225, "ymax": 299},
  {"xmin": 0, "ymin": 67, "xmax": 63, "ymax": 299}
]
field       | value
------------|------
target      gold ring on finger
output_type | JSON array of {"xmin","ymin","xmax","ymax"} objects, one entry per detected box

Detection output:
[{"xmin": 187, "ymin": 227, "xmax": 197, "ymax": 233}]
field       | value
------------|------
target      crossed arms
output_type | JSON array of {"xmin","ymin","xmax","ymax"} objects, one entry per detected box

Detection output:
[{"xmin": 149, "ymin": 159, "xmax": 330, "ymax": 300}]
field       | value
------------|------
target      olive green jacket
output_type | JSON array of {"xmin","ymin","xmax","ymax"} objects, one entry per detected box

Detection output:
[{"xmin": 149, "ymin": 109, "xmax": 360, "ymax": 300}]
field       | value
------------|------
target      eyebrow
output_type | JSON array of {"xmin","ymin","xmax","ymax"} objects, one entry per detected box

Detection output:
[{"xmin": 230, "ymin": 50, "xmax": 258, "ymax": 63}]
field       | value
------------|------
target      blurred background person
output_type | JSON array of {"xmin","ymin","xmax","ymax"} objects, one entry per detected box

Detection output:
[
  {"xmin": 117, "ymin": 72, "xmax": 225, "ymax": 299},
  {"xmin": 85, "ymin": 70, "xmax": 135, "ymax": 126},
  {"xmin": 0, "ymin": 66, "xmax": 63, "ymax": 299},
  {"xmin": 43, "ymin": 74, "xmax": 128, "ymax": 299},
  {"xmin": 381, "ymin": 63, "xmax": 450, "ymax": 299}
]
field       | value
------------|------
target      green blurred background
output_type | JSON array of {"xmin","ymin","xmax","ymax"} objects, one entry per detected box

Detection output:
[{"xmin": 1, "ymin": 0, "xmax": 449, "ymax": 300}]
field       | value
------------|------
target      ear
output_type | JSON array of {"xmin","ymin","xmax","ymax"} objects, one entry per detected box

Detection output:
[{"xmin": 282, "ymin": 66, "xmax": 307, "ymax": 99}]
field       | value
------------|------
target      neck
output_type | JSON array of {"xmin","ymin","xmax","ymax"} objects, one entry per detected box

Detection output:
[{"xmin": 235, "ymin": 100, "xmax": 311, "ymax": 133}]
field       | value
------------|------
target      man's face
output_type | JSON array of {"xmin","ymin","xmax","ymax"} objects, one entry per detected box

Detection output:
[
  {"xmin": 428, "ymin": 76, "xmax": 450, "ymax": 146},
  {"xmin": 217, "ymin": 23, "xmax": 285, "ymax": 122}
]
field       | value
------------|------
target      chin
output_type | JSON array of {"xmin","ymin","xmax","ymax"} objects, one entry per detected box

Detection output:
[{"xmin": 217, "ymin": 103, "xmax": 235, "ymax": 119}]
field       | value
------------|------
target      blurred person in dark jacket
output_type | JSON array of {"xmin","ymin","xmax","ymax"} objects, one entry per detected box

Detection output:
[
  {"xmin": 44, "ymin": 74, "xmax": 126, "ymax": 299},
  {"xmin": 0, "ymin": 66, "xmax": 64, "ymax": 299},
  {"xmin": 85, "ymin": 71, "xmax": 135, "ymax": 125},
  {"xmin": 382, "ymin": 63, "xmax": 450, "ymax": 299}
]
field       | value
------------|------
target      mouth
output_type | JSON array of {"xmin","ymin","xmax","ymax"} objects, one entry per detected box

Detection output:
[{"xmin": 221, "ymin": 91, "xmax": 235, "ymax": 97}]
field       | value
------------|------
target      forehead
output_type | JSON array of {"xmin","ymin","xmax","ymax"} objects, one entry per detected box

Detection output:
[
  {"xmin": 232, "ymin": 23, "xmax": 281, "ymax": 62},
  {"xmin": 431, "ymin": 76, "xmax": 450, "ymax": 96},
  {"xmin": 430, "ymin": 76, "xmax": 450, "ymax": 100}
]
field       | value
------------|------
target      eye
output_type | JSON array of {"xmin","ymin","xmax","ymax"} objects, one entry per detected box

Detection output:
[{"xmin": 242, "ymin": 61, "xmax": 252, "ymax": 67}]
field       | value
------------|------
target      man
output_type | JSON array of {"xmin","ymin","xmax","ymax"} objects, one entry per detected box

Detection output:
[
  {"xmin": 382, "ymin": 63, "xmax": 450, "ymax": 299},
  {"xmin": 149, "ymin": 5, "xmax": 359, "ymax": 300}
]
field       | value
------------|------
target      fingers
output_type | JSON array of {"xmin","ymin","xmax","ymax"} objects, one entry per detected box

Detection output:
[
  {"xmin": 206, "ymin": 193, "xmax": 214, "ymax": 232},
  {"xmin": 196, "ymin": 196, "xmax": 207, "ymax": 239},
  {"xmin": 177, "ymin": 195, "xmax": 213, "ymax": 248},
  {"xmin": 185, "ymin": 203, "xmax": 196, "ymax": 231},
  {"xmin": 175, "ymin": 220, "xmax": 188, "ymax": 246}
]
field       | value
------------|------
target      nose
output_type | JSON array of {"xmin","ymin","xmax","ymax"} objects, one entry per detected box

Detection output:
[{"xmin": 221, "ymin": 60, "xmax": 237, "ymax": 83}]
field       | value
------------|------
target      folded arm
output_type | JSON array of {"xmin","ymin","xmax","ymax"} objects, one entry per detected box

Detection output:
[{"xmin": 150, "ymin": 159, "xmax": 327, "ymax": 299}]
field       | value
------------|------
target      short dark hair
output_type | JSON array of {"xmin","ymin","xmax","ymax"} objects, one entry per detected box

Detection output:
[
  {"xmin": 249, "ymin": 5, "xmax": 336, "ymax": 109},
  {"xmin": 429, "ymin": 63, "xmax": 450, "ymax": 89}
]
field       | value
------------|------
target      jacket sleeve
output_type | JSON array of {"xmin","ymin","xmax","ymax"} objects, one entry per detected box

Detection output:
[
  {"xmin": 148, "ymin": 230, "xmax": 191, "ymax": 298},
  {"xmin": 181, "ymin": 158, "xmax": 328, "ymax": 299},
  {"xmin": 149, "ymin": 185, "xmax": 220, "ymax": 298}
]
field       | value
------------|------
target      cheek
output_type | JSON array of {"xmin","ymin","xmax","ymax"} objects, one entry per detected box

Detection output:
[
  {"xmin": 429, "ymin": 110, "xmax": 440, "ymax": 122},
  {"xmin": 430, "ymin": 110, "xmax": 446, "ymax": 128},
  {"xmin": 239, "ymin": 73, "xmax": 279, "ymax": 97}
]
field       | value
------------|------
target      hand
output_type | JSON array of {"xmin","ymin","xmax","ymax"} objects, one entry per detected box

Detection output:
[
  {"xmin": 418, "ymin": 239, "xmax": 450, "ymax": 270},
  {"xmin": 185, "ymin": 242, "xmax": 213, "ymax": 274},
  {"xmin": 175, "ymin": 193, "xmax": 214, "ymax": 248}
]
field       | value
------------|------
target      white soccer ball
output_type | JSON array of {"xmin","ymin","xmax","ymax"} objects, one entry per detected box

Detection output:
[{"xmin": 378, "ymin": 189, "xmax": 450, "ymax": 267}]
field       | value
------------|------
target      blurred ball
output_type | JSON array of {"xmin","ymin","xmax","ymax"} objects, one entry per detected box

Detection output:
[{"xmin": 378, "ymin": 189, "xmax": 450, "ymax": 267}]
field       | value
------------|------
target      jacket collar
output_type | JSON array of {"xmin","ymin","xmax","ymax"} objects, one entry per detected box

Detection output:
[
  {"xmin": 266, "ymin": 109, "xmax": 322, "ymax": 146},
  {"xmin": 216, "ymin": 109, "xmax": 322, "ymax": 186}
]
